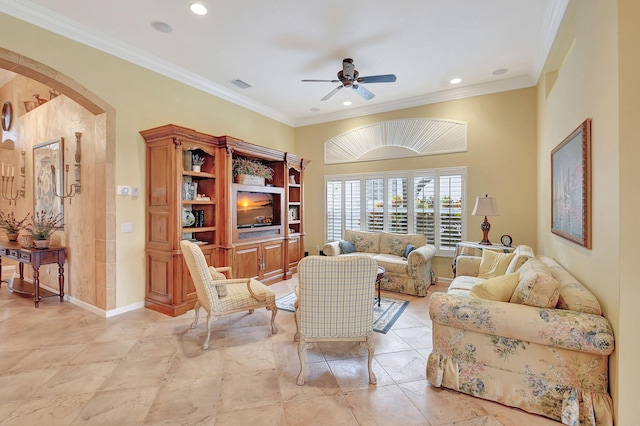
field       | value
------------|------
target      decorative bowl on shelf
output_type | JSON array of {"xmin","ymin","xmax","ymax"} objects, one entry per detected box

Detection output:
[{"xmin": 182, "ymin": 208, "xmax": 195, "ymax": 227}]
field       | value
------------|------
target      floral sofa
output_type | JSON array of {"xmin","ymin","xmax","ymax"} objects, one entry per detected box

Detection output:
[
  {"xmin": 427, "ymin": 250, "xmax": 614, "ymax": 426},
  {"xmin": 322, "ymin": 229, "xmax": 436, "ymax": 296}
]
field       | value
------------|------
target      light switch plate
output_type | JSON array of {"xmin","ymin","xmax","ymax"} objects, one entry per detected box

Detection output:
[{"xmin": 121, "ymin": 223, "xmax": 133, "ymax": 233}]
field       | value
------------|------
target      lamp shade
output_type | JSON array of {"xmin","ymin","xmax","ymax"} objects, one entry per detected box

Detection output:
[{"xmin": 472, "ymin": 195, "xmax": 499, "ymax": 216}]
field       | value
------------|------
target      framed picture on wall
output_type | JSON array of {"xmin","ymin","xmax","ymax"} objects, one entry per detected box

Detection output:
[
  {"xmin": 33, "ymin": 137, "xmax": 64, "ymax": 221},
  {"xmin": 551, "ymin": 118, "xmax": 591, "ymax": 249}
]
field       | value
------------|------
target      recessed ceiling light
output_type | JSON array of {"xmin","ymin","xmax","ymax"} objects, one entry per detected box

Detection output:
[
  {"xmin": 343, "ymin": 101, "xmax": 352, "ymax": 106},
  {"xmin": 493, "ymin": 68, "xmax": 508, "ymax": 75},
  {"xmin": 450, "ymin": 78, "xmax": 462, "ymax": 84},
  {"xmin": 151, "ymin": 21, "xmax": 172, "ymax": 33},
  {"xmin": 310, "ymin": 108, "xmax": 320, "ymax": 112},
  {"xmin": 190, "ymin": 3, "xmax": 208, "ymax": 15}
]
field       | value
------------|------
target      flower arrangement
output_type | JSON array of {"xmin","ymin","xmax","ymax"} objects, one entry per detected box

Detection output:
[
  {"xmin": 26, "ymin": 210, "xmax": 63, "ymax": 240},
  {"xmin": 0, "ymin": 211, "xmax": 30, "ymax": 234},
  {"xmin": 232, "ymin": 157, "xmax": 274, "ymax": 180},
  {"xmin": 192, "ymin": 154, "xmax": 205, "ymax": 167}
]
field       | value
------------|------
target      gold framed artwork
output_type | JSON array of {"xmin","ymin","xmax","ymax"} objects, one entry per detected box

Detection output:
[
  {"xmin": 551, "ymin": 118, "xmax": 591, "ymax": 249},
  {"xmin": 33, "ymin": 137, "xmax": 64, "ymax": 221}
]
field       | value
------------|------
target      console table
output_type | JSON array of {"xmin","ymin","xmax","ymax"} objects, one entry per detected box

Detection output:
[
  {"xmin": 452, "ymin": 241, "xmax": 515, "ymax": 277},
  {"xmin": 0, "ymin": 241, "xmax": 66, "ymax": 308}
]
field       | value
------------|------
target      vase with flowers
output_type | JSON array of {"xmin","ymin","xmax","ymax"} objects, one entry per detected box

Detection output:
[
  {"xmin": 192, "ymin": 154, "xmax": 205, "ymax": 172},
  {"xmin": 0, "ymin": 211, "xmax": 30, "ymax": 241},
  {"xmin": 232, "ymin": 157, "xmax": 274, "ymax": 186},
  {"xmin": 26, "ymin": 210, "xmax": 63, "ymax": 249}
]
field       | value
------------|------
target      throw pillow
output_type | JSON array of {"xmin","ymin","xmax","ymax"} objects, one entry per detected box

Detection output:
[
  {"xmin": 478, "ymin": 249, "xmax": 516, "ymax": 279},
  {"xmin": 510, "ymin": 270, "xmax": 560, "ymax": 308},
  {"xmin": 470, "ymin": 273, "xmax": 520, "ymax": 302},
  {"xmin": 209, "ymin": 267, "xmax": 228, "ymax": 297},
  {"xmin": 404, "ymin": 243, "xmax": 416, "ymax": 258},
  {"xmin": 339, "ymin": 240, "xmax": 356, "ymax": 254}
]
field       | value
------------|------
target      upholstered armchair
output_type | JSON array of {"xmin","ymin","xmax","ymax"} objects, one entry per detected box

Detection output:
[
  {"xmin": 180, "ymin": 240, "xmax": 278, "ymax": 349},
  {"xmin": 294, "ymin": 255, "xmax": 378, "ymax": 386}
]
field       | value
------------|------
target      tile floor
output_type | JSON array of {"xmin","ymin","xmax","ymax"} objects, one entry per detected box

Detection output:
[{"xmin": 0, "ymin": 277, "xmax": 561, "ymax": 425}]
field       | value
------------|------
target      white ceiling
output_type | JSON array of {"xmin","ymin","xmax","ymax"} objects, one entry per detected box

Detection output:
[{"xmin": 0, "ymin": 0, "xmax": 567, "ymax": 127}]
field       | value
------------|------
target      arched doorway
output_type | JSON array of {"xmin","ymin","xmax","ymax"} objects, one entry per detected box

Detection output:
[{"xmin": 0, "ymin": 46, "xmax": 116, "ymax": 311}]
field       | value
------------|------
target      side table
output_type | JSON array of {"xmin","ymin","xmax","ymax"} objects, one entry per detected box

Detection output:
[{"xmin": 0, "ymin": 241, "xmax": 66, "ymax": 308}]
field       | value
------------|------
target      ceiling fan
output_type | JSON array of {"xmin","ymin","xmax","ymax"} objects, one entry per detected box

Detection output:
[{"xmin": 302, "ymin": 58, "xmax": 397, "ymax": 101}]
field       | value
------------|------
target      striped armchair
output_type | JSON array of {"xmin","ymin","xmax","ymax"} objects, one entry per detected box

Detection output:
[
  {"xmin": 294, "ymin": 255, "xmax": 378, "ymax": 386},
  {"xmin": 180, "ymin": 240, "xmax": 278, "ymax": 349}
]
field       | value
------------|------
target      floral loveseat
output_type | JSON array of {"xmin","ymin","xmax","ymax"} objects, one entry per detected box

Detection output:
[
  {"xmin": 322, "ymin": 229, "xmax": 436, "ymax": 296},
  {"xmin": 427, "ymin": 250, "xmax": 614, "ymax": 426}
]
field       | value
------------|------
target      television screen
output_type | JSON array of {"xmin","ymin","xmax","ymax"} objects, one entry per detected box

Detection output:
[{"xmin": 237, "ymin": 191, "xmax": 275, "ymax": 228}]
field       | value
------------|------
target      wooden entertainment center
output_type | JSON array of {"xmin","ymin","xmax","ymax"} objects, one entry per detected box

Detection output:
[{"xmin": 141, "ymin": 124, "xmax": 308, "ymax": 316}]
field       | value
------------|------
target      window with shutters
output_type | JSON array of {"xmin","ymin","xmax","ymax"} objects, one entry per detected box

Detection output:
[{"xmin": 325, "ymin": 168, "xmax": 466, "ymax": 256}]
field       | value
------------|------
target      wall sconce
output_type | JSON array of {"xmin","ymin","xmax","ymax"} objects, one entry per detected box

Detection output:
[
  {"xmin": 0, "ymin": 151, "xmax": 25, "ymax": 205},
  {"xmin": 52, "ymin": 132, "xmax": 82, "ymax": 202}
]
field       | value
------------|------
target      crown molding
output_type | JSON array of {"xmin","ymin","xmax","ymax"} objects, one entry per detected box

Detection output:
[
  {"xmin": 0, "ymin": 0, "xmax": 296, "ymax": 126},
  {"xmin": 295, "ymin": 75, "xmax": 534, "ymax": 127},
  {"xmin": 531, "ymin": 0, "xmax": 569, "ymax": 83}
]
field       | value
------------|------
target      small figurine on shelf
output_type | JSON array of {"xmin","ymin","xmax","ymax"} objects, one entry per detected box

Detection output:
[
  {"xmin": 192, "ymin": 154, "xmax": 205, "ymax": 172},
  {"xmin": 33, "ymin": 94, "xmax": 47, "ymax": 106}
]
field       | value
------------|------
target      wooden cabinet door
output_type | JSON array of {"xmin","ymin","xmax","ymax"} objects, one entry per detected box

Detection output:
[
  {"xmin": 262, "ymin": 240, "xmax": 284, "ymax": 281},
  {"xmin": 287, "ymin": 237, "xmax": 301, "ymax": 269},
  {"xmin": 234, "ymin": 243, "xmax": 260, "ymax": 280}
]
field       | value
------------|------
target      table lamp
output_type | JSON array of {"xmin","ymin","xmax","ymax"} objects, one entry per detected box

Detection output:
[{"xmin": 472, "ymin": 194, "xmax": 499, "ymax": 245}]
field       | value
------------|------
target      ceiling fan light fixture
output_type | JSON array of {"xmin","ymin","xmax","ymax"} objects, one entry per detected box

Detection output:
[
  {"xmin": 189, "ymin": 3, "xmax": 208, "ymax": 15},
  {"xmin": 450, "ymin": 77, "xmax": 462, "ymax": 84}
]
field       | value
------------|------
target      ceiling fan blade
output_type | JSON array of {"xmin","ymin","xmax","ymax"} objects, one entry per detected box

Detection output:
[
  {"xmin": 356, "ymin": 74, "xmax": 397, "ymax": 83},
  {"xmin": 302, "ymin": 79, "xmax": 340, "ymax": 83},
  {"xmin": 352, "ymin": 84, "xmax": 375, "ymax": 100},
  {"xmin": 321, "ymin": 85, "xmax": 343, "ymax": 101}
]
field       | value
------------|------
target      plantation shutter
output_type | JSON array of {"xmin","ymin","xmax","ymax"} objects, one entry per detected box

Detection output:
[
  {"xmin": 387, "ymin": 177, "xmax": 408, "ymax": 234},
  {"xmin": 438, "ymin": 174, "xmax": 463, "ymax": 249},
  {"xmin": 326, "ymin": 180, "xmax": 342, "ymax": 241},
  {"xmin": 365, "ymin": 178, "xmax": 384, "ymax": 231},
  {"xmin": 344, "ymin": 179, "xmax": 361, "ymax": 231},
  {"xmin": 414, "ymin": 175, "xmax": 435, "ymax": 244}
]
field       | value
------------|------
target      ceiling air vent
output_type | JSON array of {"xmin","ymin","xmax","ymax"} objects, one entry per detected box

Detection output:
[{"xmin": 231, "ymin": 79, "xmax": 251, "ymax": 89}]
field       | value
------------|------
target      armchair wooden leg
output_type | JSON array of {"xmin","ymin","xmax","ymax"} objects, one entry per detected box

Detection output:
[
  {"xmin": 365, "ymin": 333, "xmax": 377, "ymax": 385},
  {"xmin": 190, "ymin": 301, "xmax": 201, "ymax": 329},
  {"xmin": 202, "ymin": 313, "xmax": 212, "ymax": 350},
  {"xmin": 293, "ymin": 299, "xmax": 300, "ymax": 342},
  {"xmin": 296, "ymin": 336, "xmax": 307, "ymax": 386},
  {"xmin": 267, "ymin": 304, "xmax": 278, "ymax": 334}
]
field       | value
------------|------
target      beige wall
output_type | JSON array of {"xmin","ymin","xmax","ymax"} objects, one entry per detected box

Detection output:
[
  {"xmin": 295, "ymin": 89, "xmax": 538, "ymax": 278},
  {"xmin": 616, "ymin": 0, "xmax": 640, "ymax": 423},
  {"xmin": 0, "ymin": 13, "xmax": 295, "ymax": 308},
  {"xmin": 536, "ymin": 0, "xmax": 640, "ymax": 421}
]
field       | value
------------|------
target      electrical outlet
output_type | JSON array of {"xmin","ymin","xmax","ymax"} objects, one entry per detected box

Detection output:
[
  {"xmin": 121, "ymin": 223, "xmax": 133, "ymax": 233},
  {"xmin": 117, "ymin": 185, "xmax": 131, "ymax": 196}
]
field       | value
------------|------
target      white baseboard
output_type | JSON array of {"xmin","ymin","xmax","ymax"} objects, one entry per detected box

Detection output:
[
  {"xmin": 67, "ymin": 295, "xmax": 144, "ymax": 318},
  {"xmin": 26, "ymin": 280, "xmax": 144, "ymax": 318}
]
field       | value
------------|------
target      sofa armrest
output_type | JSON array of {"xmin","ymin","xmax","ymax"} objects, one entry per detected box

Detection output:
[
  {"xmin": 455, "ymin": 256, "xmax": 481, "ymax": 277},
  {"xmin": 408, "ymin": 244, "xmax": 436, "ymax": 281},
  {"xmin": 429, "ymin": 292, "xmax": 614, "ymax": 355},
  {"xmin": 322, "ymin": 241, "xmax": 341, "ymax": 256}
]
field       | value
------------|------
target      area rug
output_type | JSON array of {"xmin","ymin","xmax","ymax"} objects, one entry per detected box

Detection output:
[{"xmin": 275, "ymin": 293, "xmax": 409, "ymax": 334}]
